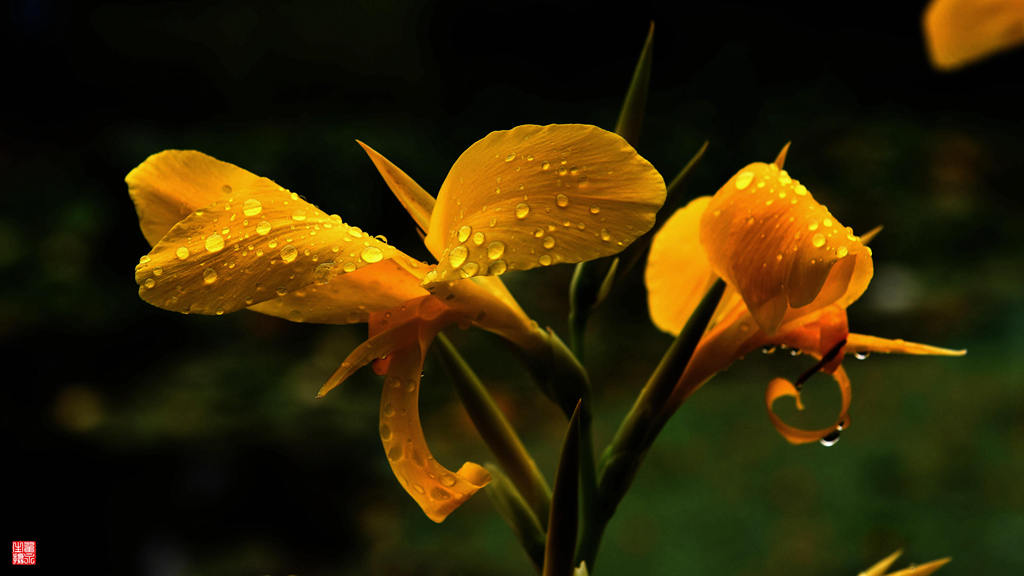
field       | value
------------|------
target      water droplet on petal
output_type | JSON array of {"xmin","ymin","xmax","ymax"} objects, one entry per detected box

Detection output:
[
  {"xmin": 472, "ymin": 231, "xmax": 485, "ymax": 246},
  {"xmin": 823, "ymin": 218, "xmax": 833, "ymax": 228},
  {"xmin": 139, "ymin": 255, "xmax": 151, "ymax": 265},
  {"xmin": 589, "ymin": 205, "xmax": 600, "ymax": 214},
  {"xmin": 543, "ymin": 236, "xmax": 556, "ymax": 250},
  {"xmin": 256, "ymin": 220, "xmax": 272, "ymax": 235},
  {"xmin": 292, "ymin": 209, "xmax": 307, "ymax": 222},
  {"xmin": 556, "ymin": 193, "xmax": 570, "ymax": 208},
  {"xmin": 153, "ymin": 267, "xmax": 163, "ymax": 276},
  {"xmin": 735, "ymin": 171, "xmax": 755, "ymax": 190},
  {"xmin": 361, "ymin": 246, "xmax": 384, "ymax": 263},
  {"xmin": 176, "ymin": 246, "xmax": 190, "ymax": 260},
  {"xmin": 836, "ymin": 246, "xmax": 849, "ymax": 258},
  {"xmin": 202, "ymin": 268, "xmax": 218, "ymax": 284},
  {"xmin": 812, "ymin": 233, "xmax": 826, "ymax": 248},
  {"xmin": 533, "ymin": 227, "xmax": 545, "ymax": 238},
  {"xmin": 430, "ymin": 487, "xmax": 451, "ymax": 501},
  {"xmin": 440, "ymin": 474, "xmax": 457, "ymax": 487},
  {"xmin": 539, "ymin": 254, "xmax": 552, "ymax": 266},
  {"xmin": 448, "ymin": 245, "xmax": 468, "ymax": 268},
  {"xmin": 488, "ymin": 260, "xmax": 507, "ymax": 275},
  {"xmin": 280, "ymin": 245, "xmax": 298, "ymax": 263},
  {"xmin": 854, "ymin": 351, "xmax": 870, "ymax": 360},
  {"xmin": 515, "ymin": 202, "xmax": 530, "ymax": 219},
  {"xmin": 380, "ymin": 423, "xmax": 392, "ymax": 440},
  {"xmin": 457, "ymin": 225, "xmax": 472, "ymax": 243},
  {"xmin": 387, "ymin": 445, "xmax": 403, "ymax": 461},
  {"xmin": 314, "ymin": 262, "xmax": 333, "ymax": 284},
  {"xmin": 342, "ymin": 261, "xmax": 357, "ymax": 273},
  {"xmin": 143, "ymin": 278, "xmax": 155, "ymax": 289},
  {"xmin": 504, "ymin": 152, "xmax": 516, "ymax": 162},
  {"xmin": 541, "ymin": 161, "xmax": 550, "ymax": 171},
  {"xmin": 462, "ymin": 261, "xmax": 479, "ymax": 277},
  {"xmin": 819, "ymin": 430, "xmax": 841, "ymax": 447},
  {"xmin": 486, "ymin": 241, "xmax": 505, "ymax": 260},
  {"xmin": 205, "ymin": 233, "xmax": 225, "ymax": 253},
  {"xmin": 600, "ymin": 228, "xmax": 611, "ymax": 242},
  {"xmin": 243, "ymin": 198, "xmax": 262, "ymax": 217}
]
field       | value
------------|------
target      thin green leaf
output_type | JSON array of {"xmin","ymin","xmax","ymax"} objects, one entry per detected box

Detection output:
[
  {"xmin": 598, "ymin": 279, "xmax": 724, "ymax": 517},
  {"xmin": 614, "ymin": 21, "xmax": 655, "ymax": 147},
  {"xmin": 436, "ymin": 333, "xmax": 551, "ymax": 525},
  {"xmin": 543, "ymin": 400, "xmax": 582, "ymax": 576},
  {"xmin": 485, "ymin": 465, "xmax": 546, "ymax": 572}
]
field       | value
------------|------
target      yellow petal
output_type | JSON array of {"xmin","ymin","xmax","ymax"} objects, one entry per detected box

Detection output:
[
  {"xmin": 644, "ymin": 196, "xmax": 719, "ymax": 334},
  {"xmin": 248, "ymin": 259, "xmax": 428, "ymax": 325},
  {"xmin": 924, "ymin": 0, "xmax": 1024, "ymax": 71},
  {"xmin": 316, "ymin": 295, "xmax": 449, "ymax": 397},
  {"xmin": 700, "ymin": 162, "xmax": 873, "ymax": 334},
  {"xmin": 847, "ymin": 333, "xmax": 966, "ymax": 357},
  {"xmin": 765, "ymin": 364, "xmax": 851, "ymax": 445},
  {"xmin": 424, "ymin": 124, "xmax": 665, "ymax": 282},
  {"xmin": 886, "ymin": 558, "xmax": 951, "ymax": 576},
  {"xmin": 134, "ymin": 166, "xmax": 420, "ymax": 316},
  {"xmin": 357, "ymin": 140, "xmax": 437, "ymax": 241},
  {"xmin": 379, "ymin": 327, "xmax": 490, "ymax": 522},
  {"xmin": 127, "ymin": 150, "xmax": 273, "ymax": 246},
  {"xmin": 861, "ymin": 550, "xmax": 904, "ymax": 576}
]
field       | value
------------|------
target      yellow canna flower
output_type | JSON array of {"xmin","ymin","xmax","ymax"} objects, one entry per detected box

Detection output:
[
  {"xmin": 128, "ymin": 124, "xmax": 665, "ymax": 521},
  {"xmin": 645, "ymin": 148, "xmax": 964, "ymax": 443},
  {"xmin": 923, "ymin": 0, "xmax": 1024, "ymax": 71},
  {"xmin": 860, "ymin": 549, "xmax": 951, "ymax": 576}
]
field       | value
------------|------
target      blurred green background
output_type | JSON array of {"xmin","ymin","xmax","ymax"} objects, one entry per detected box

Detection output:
[{"xmin": 3, "ymin": 1, "xmax": 1021, "ymax": 574}]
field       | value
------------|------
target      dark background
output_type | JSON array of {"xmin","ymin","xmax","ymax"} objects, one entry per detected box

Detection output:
[{"xmin": 3, "ymin": 1, "xmax": 1022, "ymax": 574}]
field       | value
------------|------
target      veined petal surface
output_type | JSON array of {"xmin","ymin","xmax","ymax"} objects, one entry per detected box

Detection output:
[
  {"xmin": 645, "ymin": 196, "xmax": 719, "ymax": 334},
  {"xmin": 128, "ymin": 150, "xmax": 274, "ymax": 246},
  {"xmin": 134, "ymin": 166, "xmax": 420, "ymax": 316},
  {"xmin": 425, "ymin": 124, "xmax": 665, "ymax": 282},
  {"xmin": 700, "ymin": 162, "xmax": 873, "ymax": 334}
]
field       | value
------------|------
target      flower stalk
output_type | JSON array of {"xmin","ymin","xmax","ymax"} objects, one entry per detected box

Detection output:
[{"xmin": 435, "ymin": 332, "xmax": 552, "ymax": 525}]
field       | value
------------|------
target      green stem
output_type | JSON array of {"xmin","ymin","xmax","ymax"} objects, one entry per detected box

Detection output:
[
  {"xmin": 582, "ymin": 281, "xmax": 724, "ymax": 567},
  {"xmin": 436, "ymin": 333, "xmax": 552, "ymax": 525}
]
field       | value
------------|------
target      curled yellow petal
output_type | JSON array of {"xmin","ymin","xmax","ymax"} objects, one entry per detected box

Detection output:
[
  {"xmin": 424, "ymin": 124, "xmax": 665, "ymax": 282},
  {"xmin": 644, "ymin": 196, "xmax": 719, "ymax": 335},
  {"xmin": 846, "ymin": 333, "xmax": 966, "ymax": 357},
  {"xmin": 700, "ymin": 161, "xmax": 873, "ymax": 334},
  {"xmin": 924, "ymin": 0, "xmax": 1024, "ymax": 71},
  {"xmin": 357, "ymin": 140, "xmax": 437, "ymax": 240},
  {"xmin": 765, "ymin": 364, "xmax": 851, "ymax": 445},
  {"xmin": 133, "ymin": 166, "xmax": 419, "ymax": 316},
  {"xmin": 127, "ymin": 150, "xmax": 274, "ymax": 246},
  {"xmin": 379, "ymin": 329, "xmax": 490, "ymax": 522}
]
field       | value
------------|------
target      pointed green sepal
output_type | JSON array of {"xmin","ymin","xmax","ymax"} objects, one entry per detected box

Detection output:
[
  {"xmin": 436, "ymin": 333, "xmax": 552, "ymax": 525},
  {"xmin": 614, "ymin": 21, "xmax": 655, "ymax": 147},
  {"xmin": 543, "ymin": 400, "xmax": 582, "ymax": 576},
  {"xmin": 485, "ymin": 465, "xmax": 547, "ymax": 571}
]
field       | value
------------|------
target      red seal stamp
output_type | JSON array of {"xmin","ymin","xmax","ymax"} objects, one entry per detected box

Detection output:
[{"xmin": 11, "ymin": 541, "xmax": 36, "ymax": 566}]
